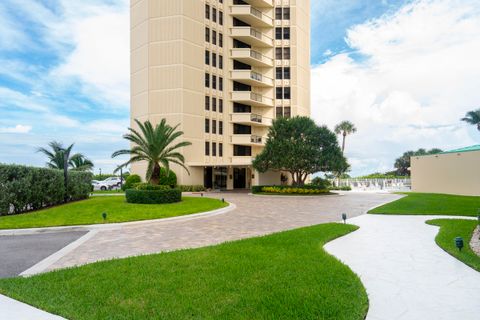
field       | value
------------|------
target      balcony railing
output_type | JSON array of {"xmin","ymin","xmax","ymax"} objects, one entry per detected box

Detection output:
[
  {"xmin": 231, "ymin": 91, "xmax": 274, "ymax": 107},
  {"xmin": 244, "ymin": 0, "xmax": 273, "ymax": 8},
  {"xmin": 251, "ymin": 135, "xmax": 263, "ymax": 144},
  {"xmin": 230, "ymin": 5, "xmax": 273, "ymax": 27},
  {"xmin": 230, "ymin": 70, "xmax": 274, "ymax": 87},
  {"xmin": 231, "ymin": 113, "xmax": 273, "ymax": 126},
  {"xmin": 231, "ymin": 134, "xmax": 266, "ymax": 146},
  {"xmin": 230, "ymin": 27, "xmax": 274, "ymax": 47},
  {"xmin": 231, "ymin": 48, "xmax": 273, "ymax": 67}
]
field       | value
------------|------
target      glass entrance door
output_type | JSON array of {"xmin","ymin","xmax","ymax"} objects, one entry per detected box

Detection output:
[{"xmin": 233, "ymin": 168, "xmax": 247, "ymax": 189}]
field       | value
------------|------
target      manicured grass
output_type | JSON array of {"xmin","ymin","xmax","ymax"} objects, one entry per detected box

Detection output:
[
  {"xmin": 91, "ymin": 190, "xmax": 125, "ymax": 194},
  {"xmin": 254, "ymin": 192, "xmax": 334, "ymax": 196},
  {"xmin": 0, "ymin": 223, "xmax": 367, "ymax": 320},
  {"xmin": 369, "ymin": 193, "xmax": 480, "ymax": 216},
  {"xmin": 427, "ymin": 219, "xmax": 480, "ymax": 272},
  {"xmin": 0, "ymin": 196, "xmax": 227, "ymax": 229}
]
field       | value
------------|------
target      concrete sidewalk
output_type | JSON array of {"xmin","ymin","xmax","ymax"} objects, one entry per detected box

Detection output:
[
  {"xmin": 325, "ymin": 214, "xmax": 480, "ymax": 320},
  {"xmin": 0, "ymin": 294, "xmax": 65, "ymax": 320}
]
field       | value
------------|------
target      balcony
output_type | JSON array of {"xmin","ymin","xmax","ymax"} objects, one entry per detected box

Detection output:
[
  {"xmin": 230, "ymin": 5, "xmax": 273, "ymax": 27},
  {"xmin": 231, "ymin": 48, "xmax": 273, "ymax": 67},
  {"xmin": 229, "ymin": 156, "xmax": 253, "ymax": 165},
  {"xmin": 231, "ymin": 134, "xmax": 266, "ymax": 146},
  {"xmin": 231, "ymin": 113, "xmax": 273, "ymax": 127},
  {"xmin": 230, "ymin": 27, "xmax": 274, "ymax": 47},
  {"xmin": 231, "ymin": 91, "xmax": 274, "ymax": 107},
  {"xmin": 244, "ymin": 0, "xmax": 273, "ymax": 8},
  {"xmin": 231, "ymin": 70, "xmax": 274, "ymax": 87}
]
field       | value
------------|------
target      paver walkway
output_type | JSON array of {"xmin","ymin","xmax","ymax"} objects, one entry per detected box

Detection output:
[
  {"xmin": 325, "ymin": 214, "xmax": 480, "ymax": 320},
  {"xmin": 45, "ymin": 192, "xmax": 399, "ymax": 271}
]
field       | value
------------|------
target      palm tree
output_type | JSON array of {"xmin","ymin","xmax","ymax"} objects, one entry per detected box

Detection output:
[
  {"xmin": 69, "ymin": 154, "xmax": 94, "ymax": 171},
  {"xmin": 334, "ymin": 121, "xmax": 357, "ymax": 153},
  {"xmin": 112, "ymin": 119, "xmax": 192, "ymax": 185},
  {"xmin": 461, "ymin": 109, "xmax": 480, "ymax": 131}
]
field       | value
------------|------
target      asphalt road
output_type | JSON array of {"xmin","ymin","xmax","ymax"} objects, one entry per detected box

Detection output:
[{"xmin": 0, "ymin": 231, "xmax": 87, "ymax": 278}]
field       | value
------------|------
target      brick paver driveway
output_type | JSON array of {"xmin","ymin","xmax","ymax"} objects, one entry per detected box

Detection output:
[{"xmin": 47, "ymin": 192, "xmax": 400, "ymax": 271}]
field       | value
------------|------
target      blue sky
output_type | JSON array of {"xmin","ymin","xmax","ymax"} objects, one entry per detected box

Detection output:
[{"xmin": 0, "ymin": 0, "xmax": 479, "ymax": 176}]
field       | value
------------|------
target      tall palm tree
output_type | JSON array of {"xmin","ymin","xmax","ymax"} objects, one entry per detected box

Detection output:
[
  {"xmin": 112, "ymin": 119, "xmax": 192, "ymax": 185},
  {"xmin": 334, "ymin": 121, "xmax": 357, "ymax": 153},
  {"xmin": 69, "ymin": 154, "xmax": 94, "ymax": 171},
  {"xmin": 461, "ymin": 109, "xmax": 480, "ymax": 131}
]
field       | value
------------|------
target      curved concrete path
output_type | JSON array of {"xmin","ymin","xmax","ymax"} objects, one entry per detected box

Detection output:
[
  {"xmin": 325, "ymin": 214, "xmax": 480, "ymax": 320},
  {"xmin": 40, "ymin": 192, "xmax": 399, "ymax": 272}
]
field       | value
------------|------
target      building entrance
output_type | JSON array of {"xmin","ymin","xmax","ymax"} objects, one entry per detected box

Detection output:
[{"xmin": 233, "ymin": 168, "xmax": 247, "ymax": 189}]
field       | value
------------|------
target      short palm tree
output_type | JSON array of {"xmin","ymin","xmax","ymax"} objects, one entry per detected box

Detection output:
[
  {"xmin": 461, "ymin": 109, "xmax": 480, "ymax": 131},
  {"xmin": 334, "ymin": 121, "xmax": 357, "ymax": 153},
  {"xmin": 112, "ymin": 119, "xmax": 192, "ymax": 185}
]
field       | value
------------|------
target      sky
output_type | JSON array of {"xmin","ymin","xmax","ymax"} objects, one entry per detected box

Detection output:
[{"xmin": 0, "ymin": 0, "xmax": 479, "ymax": 176}]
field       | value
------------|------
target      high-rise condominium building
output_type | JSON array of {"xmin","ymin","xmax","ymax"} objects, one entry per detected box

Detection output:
[{"xmin": 130, "ymin": 0, "xmax": 310, "ymax": 189}]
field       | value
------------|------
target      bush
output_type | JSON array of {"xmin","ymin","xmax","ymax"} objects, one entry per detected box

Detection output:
[
  {"xmin": 125, "ymin": 188, "xmax": 182, "ymax": 204},
  {"xmin": 329, "ymin": 186, "xmax": 352, "ymax": 191},
  {"xmin": 310, "ymin": 177, "xmax": 331, "ymax": 189},
  {"xmin": 0, "ymin": 164, "xmax": 91, "ymax": 216},
  {"xmin": 134, "ymin": 183, "xmax": 171, "ymax": 191},
  {"xmin": 251, "ymin": 185, "xmax": 329, "ymax": 195},
  {"xmin": 123, "ymin": 174, "xmax": 141, "ymax": 191},
  {"xmin": 159, "ymin": 168, "xmax": 177, "ymax": 187},
  {"xmin": 178, "ymin": 185, "xmax": 206, "ymax": 192}
]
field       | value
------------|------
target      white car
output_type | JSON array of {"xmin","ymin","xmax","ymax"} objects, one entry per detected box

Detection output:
[{"xmin": 92, "ymin": 177, "xmax": 123, "ymax": 191}]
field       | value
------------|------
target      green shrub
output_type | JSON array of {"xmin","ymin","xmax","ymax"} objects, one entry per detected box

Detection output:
[
  {"xmin": 178, "ymin": 185, "xmax": 206, "ymax": 192},
  {"xmin": 125, "ymin": 188, "xmax": 182, "ymax": 204},
  {"xmin": 252, "ymin": 185, "xmax": 329, "ymax": 195},
  {"xmin": 123, "ymin": 174, "xmax": 141, "ymax": 190},
  {"xmin": 329, "ymin": 186, "xmax": 352, "ymax": 191},
  {"xmin": 310, "ymin": 177, "xmax": 331, "ymax": 189},
  {"xmin": 134, "ymin": 183, "xmax": 171, "ymax": 191},
  {"xmin": 159, "ymin": 168, "xmax": 177, "ymax": 187},
  {"xmin": 0, "ymin": 164, "xmax": 91, "ymax": 216}
]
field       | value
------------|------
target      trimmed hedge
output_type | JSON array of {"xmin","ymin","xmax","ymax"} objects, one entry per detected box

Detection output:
[
  {"xmin": 159, "ymin": 168, "xmax": 177, "ymax": 187},
  {"xmin": 134, "ymin": 183, "xmax": 170, "ymax": 191},
  {"xmin": 126, "ymin": 188, "xmax": 182, "ymax": 204},
  {"xmin": 252, "ymin": 185, "xmax": 329, "ymax": 195},
  {"xmin": 0, "ymin": 164, "xmax": 91, "ymax": 216},
  {"xmin": 178, "ymin": 185, "xmax": 206, "ymax": 192},
  {"xmin": 329, "ymin": 186, "xmax": 352, "ymax": 191},
  {"xmin": 122, "ymin": 174, "xmax": 141, "ymax": 191}
]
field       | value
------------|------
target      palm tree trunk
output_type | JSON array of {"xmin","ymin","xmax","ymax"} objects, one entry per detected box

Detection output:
[
  {"xmin": 63, "ymin": 154, "xmax": 69, "ymax": 202},
  {"xmin": 150, "ymin": 164, "xmax": 161, "ymax": 185},
  {"xmin": 342, "ymin": 133, "xmax": 346, "ymax": 153}
]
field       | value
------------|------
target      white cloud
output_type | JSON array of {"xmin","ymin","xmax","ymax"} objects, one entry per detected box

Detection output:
[
  {"xmin": 312, "ymin": 0, "xmax": 480, "ymax": 176},
  {"xmin": 0, "ymin": 125, "xmax": 32, "ymax": 134}
]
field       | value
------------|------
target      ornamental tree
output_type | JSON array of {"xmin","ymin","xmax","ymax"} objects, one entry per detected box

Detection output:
[{"xmin": 252, "ymin": 116, "xmax": 347, "ymax": 186}]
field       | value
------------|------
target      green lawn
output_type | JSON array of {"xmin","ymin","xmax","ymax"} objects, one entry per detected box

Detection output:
[
  {"xmin": 369, "ymin": 193, "xmax": 480, "ymax": 216},
  {"xmin": 91, "ymin": 190, "xmax": 125, "ymax": 194},
  {"xmin": 0, "ymin": 196, "xmax": 227, "ymax": 229},
  {"xmin": 0, "ymin": 223, "xmax": 367, "ymax": 320},
  {"xmin": 427, "ymin": 219, "xmax": 480, "ymax": 272}
]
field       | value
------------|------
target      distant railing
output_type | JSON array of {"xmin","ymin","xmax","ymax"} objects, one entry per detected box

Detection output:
[
  {"xmin": 332, "ymin": 178, "xmax": 411, "ymax": 191},
  {"xmin": 251, "ymin": 135, "xmax": 263, "ymax": 143},
  {"xmin": 250, "ymin": 113, "xmax": 262, "ymax": 123}
]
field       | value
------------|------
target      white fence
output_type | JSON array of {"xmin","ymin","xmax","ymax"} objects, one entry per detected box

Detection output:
[{"xmin": 332, "ymin": 179, "xmax": 411, "ymax": 192}]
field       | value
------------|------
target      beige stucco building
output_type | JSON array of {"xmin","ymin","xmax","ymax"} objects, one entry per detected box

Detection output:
[
  {"xmin": 130, "ymin": 0, "xmax": 311, "ymax": 189},
  {"xmin": 411, "ymin": 145, "xmax": 480, "ymax": 196}
]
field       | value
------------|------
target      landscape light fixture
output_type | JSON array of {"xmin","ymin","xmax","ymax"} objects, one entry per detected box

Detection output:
[
  {"xmin": 222, "ymin": 198, "xmax": 225, "ymax": 203},
  {"xmin": 455, "ymin": 237, "xmax": 464, "ymax": 251},
  {"xmin": 201, "ymin": 193, "xmax": 204, "ymax": 197},
  {"xmin": 342, "ymin": 213, "xmax": 347, "ymax": 224},
  {"xmin": 102, "ymin": 212, "xmax": 107, "ymax": 221}
]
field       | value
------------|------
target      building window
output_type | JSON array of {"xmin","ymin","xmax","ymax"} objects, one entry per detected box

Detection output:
[
  {"xmin": 212, "ymin": 120, "xmax": 217, "ymax": 134},
  {"xmin": 205, "ymin": 142, "xmax": 210, "ymax": 156},
  {"xmin": 219, "ymin": 11, "xmax": 223, "ymax": 25},
  {"xmin": 283, "ymin": 8, "xmax": 290, "ymax": 20},
  {"xmin": 276, "ymin": 67, "xmax": 283, "ymax": 79},
  {"xmin": 219, "ymin": 77, "xmax": 223, "ymax": 91},
  {"xmin": 212, "ymin": 8, "xmax": 217, "ymax": 23},
  {"xmin": 212, "ymin": 142, "xmax": 217, "ymax": 156},
  {"xmin": 219, "ymin": 121, "xmax": 223, "ymax": 135},
  {"xmin": 283, "ymin": 28, "xmax": 290, "ymax": 40},
  {"xmin": 284, "ymin": 107, "xmax": 291, "ymax": 118},
  {"xmin": 219, "ymin": 143, "xmax": 223, "ymax": 157},
  {"xmin": 284, "ymin": 87, "xmax": 291, "ymax": 99},
  {"xmin": 234, "ymin": 145, "xmax": 251, "ymax": 156},
  {"xmin": 275, "ymin": 27, "xmax": 282, "ymax": 40},
  {"xmin": 205, "ymin": 73, "xmax": 210, "ymax": 87},
  {"xmin": 276, "ymin": 87, "xmax": 283, "ymax": 99},
  {"xmin": 219, "ymin": 99, "xmax": 223, "ymax": 113},
  {"xmin": 219, "ymin": 55, "xmax": 223, "ymax": 69},
  {"xmin": 205, "ymin": 27, "xmax": 210, "ymax": 42},
  {"xmin": 212, "ymin": 75, "xmax": 217, "ymax": 89},
  {"xmin": 276, "ymin": 107, "xmax": 283, "ymax": 118},
  {"xmin": 205, "ymin": 50, "xmax": 210, "ymax": 65},
  {"xmin": 205, "ymin": 4, "xmax": 210, "ymax": 19},
  {"xmin": 205, "ymin": 119, "xmax": 210, "ymax": 133},
  {"xmin": 284, "ymin": 47, "xmax": 290, "ymax": 59},
  {"xmin": 212, "ymin": 53, "xmax": 217, "ymax": 67},
  {"xmin": 219, "ymin": 33, "xmax": 223, "ymax": 47},
  {"xmin": 275, "ymin": 48, "xmax": 283, "ymax": 59},
  {"xmin": 212, "ymin": 97, "xmax": 217, "ymax": 112},
  {"xmin": 205, "ymin": 96, "xmax": 210, "ymax": 110},
  {"xmin": 284, "ymin": 67, "xmax": 291, "ymax": 79},
  {"xmin": 275, "ymin": 8, "xmax": 282, "ymax": 20},
  {"xmin": 212, "ymin": 30, "xmax": 217, "ymax": 45}
]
